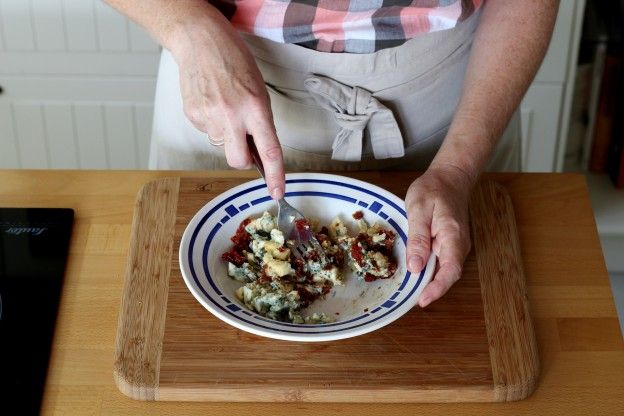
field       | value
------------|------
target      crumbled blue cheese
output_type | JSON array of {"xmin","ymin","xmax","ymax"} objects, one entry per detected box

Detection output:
[
  {"xmin": 226, "ymin": 211, "xmax": 339, "ymax": 323},
  {"xmin": 235, "ymin": 281, "xmax": 301, "ymax": 321},
  {"xmin": 335, "ymin": 216, "xmax": 396, "ymax": 281},
  {"xmin": 227, "ymin": 262, "xmax": 257, "ymax": 283},
  {"xmin": 225, "ymin": 210, "xmax": 395, "ymax": 324},
  {"xmin": 270, "ymin": 228, "xmax": 284, "ymax": 245},
  {"xmin": 372, "ymin": 233, "xmax": 386, "ymax": 243},
  {"xmin": 245, "ymin": 211, "xmax": 275, "ymax": 236},
  {"xmin": 263, "ymin": 252, "xmax": 293, "ymax": 277},
  {"xmin": 312, "ymin": 266, "xmax": 342, "ymax": 286},
  {"xmin": 357, "ymin": 218, "xmax": 368, "ymax": 233},
  {"xmin": 363, "ymin": 251, "xmax": 391, "ymax": 278},
  {"xmin": 251, "ymin": 239, "xmax": 290, "ymax": 260},
  {"xmin": 329, "ymin": 217, "xmax": 349, "ymax": 240}
]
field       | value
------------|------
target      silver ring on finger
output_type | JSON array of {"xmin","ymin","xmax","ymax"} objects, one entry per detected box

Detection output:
[{"xmin": 207, "ymin": 134, "xmax": 225, "ymax": 147}]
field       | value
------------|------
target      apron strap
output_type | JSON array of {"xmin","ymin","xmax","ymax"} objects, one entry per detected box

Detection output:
[{"xmin": 304, "ymin": 76, "xmax": 405, "ymax": 162}]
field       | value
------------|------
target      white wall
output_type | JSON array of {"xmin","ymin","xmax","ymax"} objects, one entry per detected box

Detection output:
[{"xmin": 0, "ymin": 0, "xmax": 160, "ymax": 169}]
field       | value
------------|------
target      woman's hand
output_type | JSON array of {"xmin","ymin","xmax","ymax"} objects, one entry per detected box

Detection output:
[
  {"xmin": 404, "ymin": 165, "xmax": 473, "ymax": 307},
  {"xmin": 168, "ymin": 5, "xmax": 285, "ymax": 199}
]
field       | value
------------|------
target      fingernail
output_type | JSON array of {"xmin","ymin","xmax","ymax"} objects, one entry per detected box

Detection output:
[
  {"xmin": 419, "ymin": 296, "xmax": 430, "ymax": 308},
  {"xmin": 408, "ymin": 255, "xmax": 423, "ymax": 273},
  {"xmin": 271, "ymin": 187, "xmax": 283, "ymax": 200}
]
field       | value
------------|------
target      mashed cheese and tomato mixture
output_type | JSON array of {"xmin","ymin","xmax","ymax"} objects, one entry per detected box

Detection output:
[{"xmin": 221, "ymin": 210, "xmax": 397, "ymax": 324}]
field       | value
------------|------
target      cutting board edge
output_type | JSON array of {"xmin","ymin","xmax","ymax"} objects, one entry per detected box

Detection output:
[
  {"xmin": 114, "ymin": 367, "xmax": 160, "ymax": 401},
  {"xmin": 155, "ymin": 385, "xmax": 498, "ymax": 403},
  {"xmin": 471, "ymin": 180, "xmax": 540, "ymax": 402},
  {"xmin": 113, "ymin": 177, "xmax": 181, "ymax": 401}
]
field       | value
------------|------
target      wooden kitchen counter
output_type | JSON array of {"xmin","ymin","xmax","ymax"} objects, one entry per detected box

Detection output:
[{"xmin": 0, "ymin": 170, "xmax": 622, "ymax": 415}]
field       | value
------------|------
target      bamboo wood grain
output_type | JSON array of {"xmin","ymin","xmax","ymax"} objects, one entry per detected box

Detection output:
[
  {"xmin": 113, "ymin": 177, "xmax": 538, "ymax": 402},
  {"xmin": 113, "ymin": 178, "xmax": 180, "ymax": 400},
  {"xmin": 469, "ymin": 181, "xmax": 539, "ymax": 401}
]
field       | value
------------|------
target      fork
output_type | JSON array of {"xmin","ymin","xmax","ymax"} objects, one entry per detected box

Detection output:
[{"xmin": 246, "ymin": 134, "xmax": 327, "ymax": 262}]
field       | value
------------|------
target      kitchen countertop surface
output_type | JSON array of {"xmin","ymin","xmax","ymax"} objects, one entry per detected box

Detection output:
[{"xmin": 1, "ymin": 170, "xmax": 622, "ymax": 415}]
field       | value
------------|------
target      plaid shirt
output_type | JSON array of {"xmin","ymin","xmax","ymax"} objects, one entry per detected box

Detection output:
[{"xmin": 211, "ymin": 0, "xmax": 483, "ymax": 53}]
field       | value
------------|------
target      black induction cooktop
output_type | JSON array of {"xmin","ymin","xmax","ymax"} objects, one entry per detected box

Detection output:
[{"xmin": 0, "ymin": 208, "xmax": 73, "ymax": 415}]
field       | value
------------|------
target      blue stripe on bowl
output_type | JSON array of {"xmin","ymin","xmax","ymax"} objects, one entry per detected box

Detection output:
[
  {"xmin": 238, "ymin": 203, "xmax": 250, "ymax": 211},
  {"xmin": 285, "ymin": 191, "xmax": 357, "ymax": 204},
  {"xmin": 225, "ymin": 204, "xmax": 239, "ymax": 216},
  {"xmin": 251, "ymin": 196, "xmax": 272, "ymax": 206},
  {"xmin": 187, "ymin": 178, "xmax": 426, "ymax": 335},
  {"xmin": 369, "ymin": 201, "xmax": 382, "ymax": 213},
  {"xmin": 358, "ymin": 201, "xmax": 368, "ymax": 208},
  {"xmin": 387, "ymin": 218, "xmax": 407, "ymax": 244},
  {"xmin": 379, "ymin": 211, "xmax": 389, "ymax": 219},
  {"xmin": 382, "ymin": 300, "xmax": 396, "ymax": 308},
  {"xmin": 220, "ymin": 215, "xmax": 229, "ymax": 224},
  {"xmin": 286, "ymin": 179, "xmax": 406, "ymax": 217},
  {"xmin": 226, "ymin": 304, "xmax": 241, "ymax": 312},
  {"xmin": 371, "ymin": 307, "xmax": 383, "ymax": 314},
  {"xmin": 200, "ymin": 223, "xmax": 223, "ymax": 296}
]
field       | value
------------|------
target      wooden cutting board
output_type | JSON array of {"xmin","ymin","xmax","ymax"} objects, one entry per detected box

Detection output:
[{"xmin": 113, "ymin": 175, "xmax": 538, "ymax": 403}]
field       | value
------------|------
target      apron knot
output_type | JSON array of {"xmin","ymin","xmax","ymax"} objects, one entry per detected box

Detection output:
[{"xmin": 304, "ymin": 75, "xmax": 405, "ymax": 162}]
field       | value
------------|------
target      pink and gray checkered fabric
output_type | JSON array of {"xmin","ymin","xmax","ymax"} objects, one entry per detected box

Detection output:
[{"xmin": 210, "ymin": 0, "xmax": 482, "ymax": 53}]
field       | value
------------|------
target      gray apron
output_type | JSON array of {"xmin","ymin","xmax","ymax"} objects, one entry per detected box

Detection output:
[{"xmin": 149, "ymin": 8, "xmax": 520, "ymax": 172}]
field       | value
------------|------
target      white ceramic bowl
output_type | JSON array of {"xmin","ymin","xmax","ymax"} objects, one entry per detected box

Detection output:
[{"xmin": 179, "ymin": 173, "xmax": 436, "ymax": 342}]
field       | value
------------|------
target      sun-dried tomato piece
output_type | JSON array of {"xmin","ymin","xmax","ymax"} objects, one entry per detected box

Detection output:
[
  {"xmin": 364, "ymin": 273, "xmax": 376, "ymax": 282},
  {"xmin": 356, "ymin": 232, "xmax": 373, "ymax": 248},
  {"xmin": 383, "ymin": 229, "xmax": 396, "ymax": 251},
  {"xmin": 315, "ymin": 232, "xmax": 329, "ymax": 244},
  {"xmin": 290, "ymin": 257, "xmax": 312, "ymax": 282},
  {"xmin": 306, "ymin": 249, "xmax": 320, "ymax": 262},
  {"xmin": 350, "ymin": 242, "xmax": 365, "ymax": 266},
  {"xmin": 296, "ymin": 286, "xmax": 320, "ymax": 306},
  {"xmin": 334, "ymin": 249, "xmax": 345, "ymax": 268},
  {"xmin": 221, "ymin": 248, "xmax": 246, "ymax": 267},
  {"xmin": 352, "ymin": 210, "xmax": 364, "ymax": 220},
  {"xmin": 231, "ymin": 217, "xmax": 252, "ymax": 250},
  {"xmin": 386, "ymin": 260, "xmax": 398, "ymax": 278},
  {"xmin": 294, "ymin": 218, "xmax": 310, "ymax": 232},
  {"xmin": 257, "ymin": 267, "xmax": 272, "ymax": 284}
]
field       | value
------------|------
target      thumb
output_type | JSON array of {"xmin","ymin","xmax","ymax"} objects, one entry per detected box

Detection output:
[{"xmin": 406, "ymin": 198, "xmax": 433, "ymax": 275}]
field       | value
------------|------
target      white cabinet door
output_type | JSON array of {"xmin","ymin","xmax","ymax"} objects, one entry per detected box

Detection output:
[
  {"xmin": 0, "ymin": 0, "xmax": 160, "ymax": 169},
  {"xmin": 520, "ymin": 84, "xmax": 564, "ymax": 172},
  {"xmin": 520, "ymin": 0, "xmax": 585, "ymax": 172}
]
